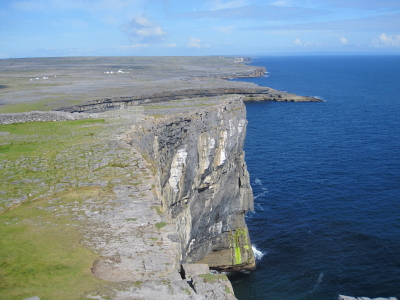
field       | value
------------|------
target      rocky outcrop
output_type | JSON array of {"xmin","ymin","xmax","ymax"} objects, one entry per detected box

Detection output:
[
  {"xmin": 242, "ymin": 87, "xmax": 321, "ymax": 102},
  {"xmin": 54, "ymin": 87, "xmax": 321, "ymax": 113},
  {"xmin": 220, "ymin": 67, "xmax": 266, "ymax": 79},
  {"xmin": 129, "ymin": 95, "xmax": 255, "ymax": 272}
]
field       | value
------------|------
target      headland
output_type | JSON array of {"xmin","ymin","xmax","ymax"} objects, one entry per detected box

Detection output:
[{"xmin": 0, "ymin": 56, "xmax": 320, "ymax": 300}]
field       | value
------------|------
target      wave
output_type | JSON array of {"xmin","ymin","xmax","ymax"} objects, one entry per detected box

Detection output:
[
  {"xmin": 255, "ymin": 203, "xmax": 264, "ymax": 211},
  {"xmin": 310, "ymin": 272, "xmax": 324, "ymax": 293},
  {"xmin": 252, "ymin": 245, "xmax": 265, "ymax": 260},
  {"xmin": 254, "ymin": 178, "xmax": 262, "ymax": 185},
  {"xmin": 313, "ymin": 95, "xmax": 324, "ymax": 101},
  {"xmin": 254, "ymin": 188, "xmax": 268, "ymax": 200}
]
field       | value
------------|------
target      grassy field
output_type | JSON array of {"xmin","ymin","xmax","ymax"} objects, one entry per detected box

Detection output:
[
  {"xmin": 0, "ymin": 119, "xmax": 106, "ymax": 211},
  {"xmin": 0, "ymin": 119, "xmax": 114, "ymax": 300}
]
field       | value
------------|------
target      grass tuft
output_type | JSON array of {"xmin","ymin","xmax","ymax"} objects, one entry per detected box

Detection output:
[{"xmin": 155, "ymin": 222, "xmax": 166, "ymax": 230}]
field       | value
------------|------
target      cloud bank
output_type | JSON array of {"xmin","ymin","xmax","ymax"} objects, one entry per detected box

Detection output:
[
  {"xmin": 373, "ymin": 33, "xmax": 400, "ymax": 47},
  {"xmin": 186, "ymin": 38, "xmax": 210, "ymax": 48},
  {"xmin": 122, "ymin": 16, "xmax": 167, "ymax": 43}
]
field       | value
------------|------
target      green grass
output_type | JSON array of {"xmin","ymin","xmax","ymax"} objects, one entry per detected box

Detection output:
[
  {"xmin": 133, "ymin": 281, "xmax": 143, "ymax": 289},
  {"xmin": 151, "ymin": 205, "xmax": 164, "ymax": 215},
  {"xmin": 0, "ymin": 97, "xmax": 80, "ymax": 113},
  {"xmin": 225, "ymin": 285, "xmax": 233, "ymax": 294},
  {"xmin": 234, "ymin": 247, "xmax": 242, "ymax": 265},
  {"xmin": 110, "ymin": 162, "xmax": 129, "ymax": 168},
  {"xmin": 155, "ymin": 222, "xmax": 166, "ymax": 230},
  {"xmin": 198, "ymin": 273, "xmax": 228, "ymax": 283},
  {"xmin": 0, "ymin": 119, "xmax": 115, "ymax": 299},
  {"xmin": 0, "ymin": 118, "xmax": 104, "ymax": 136},
  {"xmin": 0, "ymin": 193, "xmax": 103, "ymax": 300},
  {"xmin": 0, "ymin": 119, "xmax": 106, "ymax": 212}
]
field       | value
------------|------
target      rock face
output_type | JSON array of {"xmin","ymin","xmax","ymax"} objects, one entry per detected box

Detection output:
[
  {"xmin": 131, "ymin": 95, "xmax": 255, "ymax": 272},
  {"xmin": 54, "ymin": 87, "xmax": 321, "ymax": 113}
]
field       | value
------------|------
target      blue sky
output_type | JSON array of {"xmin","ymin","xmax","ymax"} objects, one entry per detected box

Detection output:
[{"xmin": 1, "ymin": 0, "xmax": 400, "ymax": 58}]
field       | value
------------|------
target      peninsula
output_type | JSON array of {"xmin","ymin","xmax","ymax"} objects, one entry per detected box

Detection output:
[{"xmin": 0, "ymin": 56, "xmax": 320, "ymax": 300}]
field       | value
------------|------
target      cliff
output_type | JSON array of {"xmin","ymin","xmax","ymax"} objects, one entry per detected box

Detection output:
[
  {"xmin": 0, "ymin": 56, "xmax": 321, "ymax": 300},
  {"xmin": 54, "ymin": 87, "xmax": 320, "ymax": 113},
  {"xmin": 0, "ymin": 95, "xmax": 255, "ymax": 299},
  {"xmin": 130, "ymin": 95, "xmax": 255, "ymax": 272}
]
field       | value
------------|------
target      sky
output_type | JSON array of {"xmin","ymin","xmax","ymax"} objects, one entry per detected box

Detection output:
[{"xmin": 1, "ymin": 0, "xmax": 400, "ymax": 58}]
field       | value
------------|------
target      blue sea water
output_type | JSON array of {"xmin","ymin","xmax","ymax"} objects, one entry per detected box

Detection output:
[{"xmin": 229, "ymin": 56, "xmax": 400, "ymax": 300}]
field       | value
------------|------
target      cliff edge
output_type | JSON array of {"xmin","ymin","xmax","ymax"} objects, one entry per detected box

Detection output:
[{"xmin": 131, "ymin": 96, "xmax": 255, "ymax": 272}]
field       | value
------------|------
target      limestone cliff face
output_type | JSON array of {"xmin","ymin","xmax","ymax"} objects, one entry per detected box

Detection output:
[
  {"xmin": 132, "ymin": 96, "xmax": 255, "ymax": 271},
  {"xmin": 54, "ymin": 85, "xmax": 320, "ymax": 113}
]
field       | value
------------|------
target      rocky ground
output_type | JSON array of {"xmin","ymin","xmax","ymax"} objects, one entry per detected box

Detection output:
[
  {"xmin": 0, "ymin": 56, "xmax": 264, "ymax": 113},
  {"xmin": 1, "ymin": 98, "xmax": 237, "ymax": 300}
]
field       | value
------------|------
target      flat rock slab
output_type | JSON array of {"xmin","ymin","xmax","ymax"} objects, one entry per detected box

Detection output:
[{"xmin": 181, "ymin": 263, "xmax": 210, "ymax": 278}]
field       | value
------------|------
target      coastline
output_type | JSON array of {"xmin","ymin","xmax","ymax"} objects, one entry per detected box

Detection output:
[{"xmin": 0, "ymin": 56, "xmax": 319, "ymax": 300}]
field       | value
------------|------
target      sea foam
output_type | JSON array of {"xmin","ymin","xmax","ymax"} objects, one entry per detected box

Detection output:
[{"xmin": 252, "ymin": 245, "xmax": 265, "ymax": 260}]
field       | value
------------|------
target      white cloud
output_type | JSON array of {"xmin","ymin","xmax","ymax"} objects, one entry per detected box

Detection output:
[
  {"xmin": 122, "ymin": 16, "xmax": 167, "ymax": 43},
  {"xmin": 214, "ymin": 25, "xmax": 235, "ymax": 34},
  {"xmin": 293, "ymin": 38, "xmax": 314, "ymax": 47},
  {"xmin": 119, "ymin": 44, "xmax": 150, "ymax": 48},
  {"xmin": 340, "ymin": 37, "xmax": 348, "ymax": 44},
  {"xmin": 294, "ymin": 38, "xmax": 302, "ymax": 46},
  {"xmin": 134, "ymin": 16, "xmax": 153, "ymax": 27},
  {"xmin": 373, "ymin": 33, "xmax": 400, "ymax": 47},
  {"xmin": 186, "ymin": 37, "xmax": 201, "ymax": 48},
  {"xmin": 164, "ymin": 43, "xmax": 177, "ymax": 47},
  {"xmin": 186, "ymin": 38, "xmax": 210, "ymax": 48}
]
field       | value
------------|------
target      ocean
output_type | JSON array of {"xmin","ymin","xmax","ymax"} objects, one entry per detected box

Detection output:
[{"xmin": 229, "ymin": 56, "xmax": 400, "ymax": 300}]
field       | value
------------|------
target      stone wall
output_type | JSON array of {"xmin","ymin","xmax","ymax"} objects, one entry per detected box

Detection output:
[{"xmin": 130, "ymin": 95, "xmax": 256, "ymax": 272}]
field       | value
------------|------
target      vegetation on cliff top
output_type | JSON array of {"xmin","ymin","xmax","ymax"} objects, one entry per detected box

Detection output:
[{"xmin": 0, "ymin": 120, "xmax": 106, "ymax": 299}]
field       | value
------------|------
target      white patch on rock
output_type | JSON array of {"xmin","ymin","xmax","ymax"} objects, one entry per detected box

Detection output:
[
  {"xmin": 229, "ymin": 119, "xmax": 236, "ymax": 137},
  {"xmin": 188, "ymin": 238, "xmax": 196, "ymax": 253},
  {"xmin": 238, "ymin": 119, "xmax": 246, "ymax": 133},
  {"xmin": 204, "ymin": 137, "xmax": 215, "ymax": 171},
  {"xmin": 218, "ymin": 131, "xmax": 228, "ymax": 166},
  {"xmin": 208, "ymin": 221, "xmax": 223, "ymax": 234},
  {"xmin": 168, "ymin": 148, "xmax": 188, "ymax": 193},
  {"xmin": 209, "ymin": 138, "xmax": 215, "ymax": 149},
  {"xmin": 199, "ymin": 136, "xmax": 216, "ymax": 173}
]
